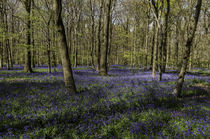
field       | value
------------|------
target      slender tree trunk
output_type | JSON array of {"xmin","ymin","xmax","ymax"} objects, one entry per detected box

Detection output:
[
  {"xmin": 108, "ymin": 0, "xmax": 116, "ymax": 66},
  {"xmin": 47, "ymin": 49, "xmax": 51, "ymax": 73},
  {"xmin": 150, "ymin": 25, "xmax": 155, "ymax": 70},
  {"xmin": 175, "ymin": 21, "xmax": 180, "ymax": 69},
  {"xmin": 31, "ymin": 26, "xmax": 35, "ymax": 68},
  {"xmin": 152, "ymin": 22, "xmax": 158, "ymax": 78},
  {"xmin": 69, "ymin": 26, "xmax": 73, "ymax": 61},
  {"xmin": 2, "ymin": 2, "xmax": 10, "ymax": 70},
  {"xmin": 173, "ymin": 0, "xmax": 202, "ymax": 97},
  {"xmin": 97, "ymin": 0, "xmax": 103, "ymax": 71},
  {"xmin": 74, "ymin": 24, "xmax": 79, "ymax": 67},
  {"xmin": 0, "ymin": 42, "xmax": 3, "ymax": 68},
  {"xmin": 31, "ymin": 2, "xmax": 35, "ymax": 68},
  {"xmin": 53, "ymin": 0, "xmax": 76, "ymax": 94},
  {"xmin": 150, "ymin": 0, "xmax": 160, "ymax": 78},
  {"xmin": 158, "ymin": 0, "xmax": 170, "ymax": 80},
  {"xmin": 162, "ymin": 0, "xmax": 170, "ymax": 72},
  {"xmin": 0, "ymin": 41, "xmax": 2, "ymax": 68},
  {"xmin": 125, "ymin": 17, "xmax": 129, "ymax": 65},
  {"xmin": 145, "ymin": 20, "xmax": 149, "ymax": 69},
  {"xmin": 5, "ymin": 12, "xmax": 10, "ymax": 70},
  {"xmin": 52, "ymin": 29, "xmax": 57, "ymax": 72},
  {"xmin": 158, "ymin": 26, "xmax": 163, "ymax": 81},
  {"xmin": 10, "ymin": 8, "xmax": 15, "ymax": 69},
  {"xmin": 24, "ymin": 0, "xmax": 33, "ymax": 73},
  {"xmin": 37, "ymin": 40, "xmax": 40, "ymax": 66},
  {"xmin": 47, "ymin": 23, "xmax": 51, "ymax": 73},
  {"xmin": 116, "ymin": 45, "xmax": 118, "ymax": 65},
  {"xmin": 99, "ymin": 0, "xmax": 112, "ymax": 75},
  {"xmin": 6, "ymin": 38, "xmax": 11, "ymax": 70},
  {"xmin": 74, "ymin": 47, "xmax": 78, "ymax": 67},
  {"xmin": 108, "ymin": 14, "xmax": 113, "ymax": 66},
  {"xmin": 166, "ymin": 33, "xmax": 171, "ymax": 69},
  {"xmin": 90, "ymin": 0, "xmax": 95, "ymax": 68}
]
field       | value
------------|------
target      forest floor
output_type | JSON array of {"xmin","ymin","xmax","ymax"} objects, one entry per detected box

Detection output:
[{"xmin": 0, "ymin": 65, "xmax": 209, "ymax": 138}]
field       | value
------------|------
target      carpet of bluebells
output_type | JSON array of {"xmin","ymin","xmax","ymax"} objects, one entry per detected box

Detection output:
[{"xmin": 0, "ymin": 65, "xmax": 209, "ymax": 138}]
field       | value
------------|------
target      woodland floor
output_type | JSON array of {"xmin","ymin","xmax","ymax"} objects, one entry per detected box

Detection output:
[{"xmin": 0, "ymin": 65, "xmax": 209, "ymax": 138}]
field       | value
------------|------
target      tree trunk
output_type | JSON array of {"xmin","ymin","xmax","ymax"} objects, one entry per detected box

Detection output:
[
  {"xmin": 158, "ymin": 0, "xmax": 170, "ymax": 80},
  {"xmin": 31, "ymin": 25, "xmax": 35, "ymax": 68},
  {"xmin": 47, "ymin": 22, "xmax": 51, "ymax": 73},
  {"xmin": 150, "ymin": 0, "xmax": 160, "ymax": 78},
  {"xmin": 174, "ymin": 21, "xmax": 180, "ymax": 69},
  {"xmin": 5, "ymin": 14, "xmax": 10, "ymax": 70},
  {"xmin": 90, "ymin": 0, "xmax": 95, "ymax": 69},
  {"xmin": 24, "ymin": 0, "xmax": 33, "ymax": 73},
  {"xmin": 6, "ymin": 38, "xmax": 10, "ymax": 70},
  {"xmin": 162, "ymin": 0, "xmax": 170, "ymax": 72},
  {"xmin": 150, "ymin": 25, "xmax": 155, "ymax": 70},
  {"xmin": 97, "ymin": 0, "xmax": 103, "ymax": 71},
  {"xmin": 108, "ymin": 13, "xmax": 113, "ymax": 66},
  {"xmin": 10, "ymin": 8, "xmax": 15, "ymax": 69},
  {"xmin": 158, "ymin": 26, "xmax": 163, "ymax": 81},
  {"xmin": 53, "ymin": 0, "xmax": 76, "ymax": 94},
  {"xmin": 173, "ymin": 0, "xmax": 202, "ymax": 97},
  {"xmin": 145, "ymin": 20, "xmax": 149, "ymax": 69},
  {"xmin": 99, "ymin": 0, "xmax": 112, "ymax": 75},
  {"xmin": 166, "ymin": 33, "xmax": 171, "ymax": 69},
  {"xmin": 52, "ymin": 29, "xmax": 57, "ymax": 72},
  {"xmin": 152, "ymin": 22, "xmax": 158, "ymax": 78},
  {"xmin": 31, "ymin": 2, "xmax": 35, "ymax": 68}
]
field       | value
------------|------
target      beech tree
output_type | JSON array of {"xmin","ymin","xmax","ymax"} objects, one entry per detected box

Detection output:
[
  {"xmin": 23, "ymin": 0, "xmax": 33, "ymax": 73},
  {"xmin": 97, "ymin": 0, "xmax": 103, "ymax": 71},
  {"xmin": 158, "ymin": 0, "xmax": 170, "ymax": 81},
  {"xmin": 173, "ymin": 0, "xmax": 202, "ymax": 97},
  {"xmin": 52, "ymin": 0, "xmax": 76, "ymax": 94},
  {"xmin": 99, "ymin": 0, "xmax": 112, "ymax": 75},
  {"xmin": 149, "ymin": 0, "xmax": 160, "ymax": 78}
]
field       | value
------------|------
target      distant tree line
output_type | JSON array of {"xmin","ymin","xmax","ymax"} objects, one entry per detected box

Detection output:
[{"xmin": 0, "ymin": 0, "xmax": 208, "ymax": 96}]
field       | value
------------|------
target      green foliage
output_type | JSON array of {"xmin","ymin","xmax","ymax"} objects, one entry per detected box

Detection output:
[{"xmin": 100, "ymin": 116, "xmax": 130, "ymax": 137}]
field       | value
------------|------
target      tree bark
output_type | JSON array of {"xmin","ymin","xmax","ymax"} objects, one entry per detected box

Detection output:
[
  {"xmin": 90, "ymin": 0, "xmax": 95, "ymax": 69},
  {"xmin": 31, "ymin": 2, "xmax": 35, "ymax": 68},
  {"xmin": 47, "ymin": 21, "xmax": 51, "ymax": 73},
  {"xmin": 152, "ymin": 22, "xmax": 158, "ymax": 78},
  {"xmin": 158, "ymin": 0, "xmax": 170, "ymax": 80},
  {"xmin": 150, "ymin": 25, "xmax": 155, "ymax": 70},
  {"xmin": 53, "ymin": 0, "xmax": 76, "ymax": 94},
  {"xmin": 162, "ymin": 0, "xmax": 170, "ymax": 72},
  {"xmin": 24, "ymin": 0, "xmax": 33, "ymax": 73},
  {"xmin": 158, "ymin": 26, "xmax": 163, "ymax": 81},
  {"xmin": 5, "ymin": 12, "xmax": 11, "ymax": 70},
  {"xmin": 150, "ymin": 0, "xmax": 160, "ymax": 78},
  {"xmin": 173, "ymin": 0, "xmax": 202, "ymax": 97},
  {"xmin": 97, "ymin": 0, "xmax": 103, "ymax": 71},
  {"xmin": 174, "ymin": 20, "xmax": 180, "ymax": 69},
  {"xmin": 99, "ymin": 0, "xmax": 112, "ymax": 75},
  {"xmin": 145, "ymin": 19, "xmax": 149, "ymax": 69}
]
